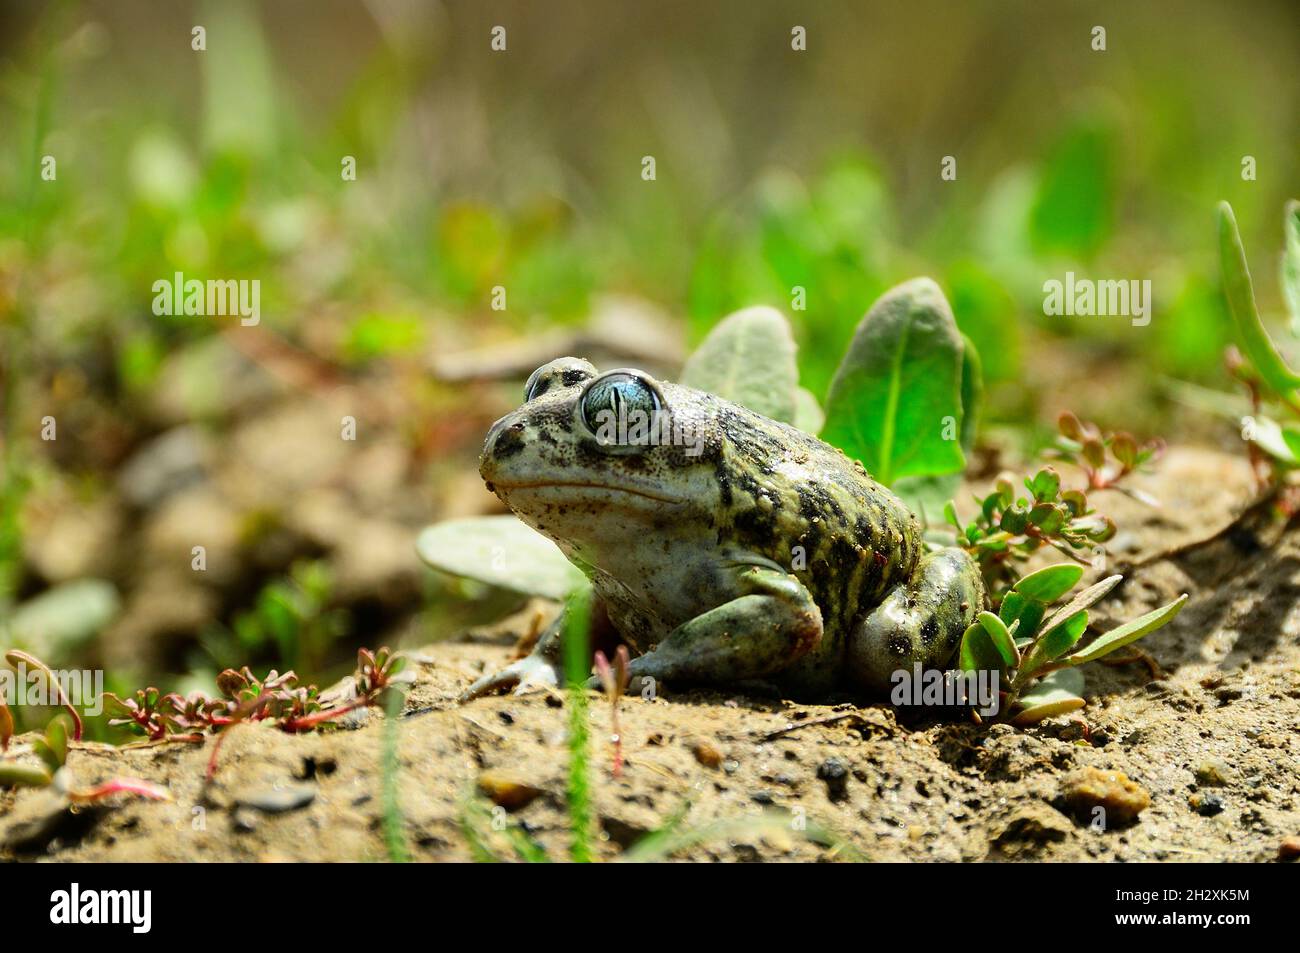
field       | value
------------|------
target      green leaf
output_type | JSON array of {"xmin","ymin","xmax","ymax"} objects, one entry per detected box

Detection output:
[
  {"xmin": 792, "ymin": 387, "xmax": 825, "ymax": 434},
  {"xmin": 1283, "ymin": 199, "xmax": 1300, "ymax": 334},
  {"xmin": 958, "ymin": 621, "xmax": 1005, "ymax": 674},
  {"xmin": 0, "ymin": 764, "xmax": 53, "ymax": 788},
  {"xmin": 1037, "ymin": 574, "xmax": 1122, "ymax": 638},
  {"xmin": 999, "ymin": 592, "xmax": 1045, "ymax": 646},
  {"xmin": 1012, "ymin": 669, "xmax": 1086, "ymax": 726},
  {"xmin": 823, "ymin": 279, "xmax": 966, "ymax": 486},
  {"xmin": 1018, "ymin": 611, "xmax": 1088, "ymax": 679},
  {"xmin": 1246, "ymin": 414, "xmax": 1300, "ymax": 465},
  {"xmin": 416, "ymin": 516, "xmax": 586, "ymax": 600},
  {"xmin": 680, "ymin": 306, "xmax": 799, "ymax": 424},
  {"xmin": 977, "ymin": 611, "xmax": 1019, "ymax": 668},
  {"xmin": 1065, "ymin": 594, "xmax": 1187, "ymax": 664},
  {"xmin": 1013, "ymin": 563, "xmax": 1084, "ymax": 603},
  {"xmin": 1218, "ymin": 201, "xmax": 1300, "ymax": 399},
  {"xmin": 41, "ymin": 714, "xmax": 71, "ymax": 770}
]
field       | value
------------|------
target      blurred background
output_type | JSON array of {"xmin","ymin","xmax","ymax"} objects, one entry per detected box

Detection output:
[{"xmin": 1, "ymin": 0, "xmax": 1297, "ymax": 733}]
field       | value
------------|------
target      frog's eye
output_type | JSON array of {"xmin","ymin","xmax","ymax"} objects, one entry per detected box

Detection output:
[
  {"xmin": 580, "ymin": 372, "xmax": 661, "ymax": 442},
  {"xmin": 523, "ymin": 366, "xmax": 547, "ymax": 402},
  {"xmin": 524, "ymin": 357, "xmax": 596, "ymax": 402}
]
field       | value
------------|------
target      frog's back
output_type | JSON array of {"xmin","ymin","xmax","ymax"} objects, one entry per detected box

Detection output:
[{"xmin": 701, "ymin": 395, "xmax": 923, "ymax": 671}]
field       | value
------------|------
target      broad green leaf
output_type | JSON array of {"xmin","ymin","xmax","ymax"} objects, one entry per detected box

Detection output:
[
  {"xmin": 792, "ymin": 387, "xmax": 825, "ymax": 434},
  {"xmin": 1283, "ymin": 200, "xmax": 1300, "ymax": 334},
  {"xmin": 977, "ymin": 611, "xmax": 1019, "ymax": 668},
  {"xmin": 1011, "ymin": 669, "xmax": 1086, "ymax": 726},
  {"xmin": 1066, "ymin": 594, "xmax": 1188, "ymax": 665},
  {"xmin": 1218, "ymin": 201, "xmax": 1300, "ymax": 398},
  {"xmin": 958, "ymin": 621, "xmax": 1005, "ymax": 674},
  {"xmin": 1036, "ymin": 574, "xmax": 1122, "ymax": 638},
  {"xmin": 1013, "ymin": 563, "xmax": 1083, "ymax": 603},
  {"xmin": 822, "ymin": 278, "xmax": 966, "ymax": 486},
  {"xmin": 680, "ymin": 306, "xmax": 799, "ymax": 424},
  {"xmin": 416, "ymin": 516, "xmax": 585, "ymax": 600}
]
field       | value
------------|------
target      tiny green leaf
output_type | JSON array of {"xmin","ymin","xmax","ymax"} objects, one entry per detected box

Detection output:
[
  {"xmin": 958, "ymin": 622, "xmax": 1005, "ymax": 674},
  {"xmin": 0, "ymin": 764, "xmax": 53, "ymax": 788},
  {"xmin": 1037, "ymin": 574, "xmax": 1122, "ymax": 636},
  {"xmin": 44, "ymin": 713, "xmax": 71, "ymax": 768},
  {"xmin": 681, "ymin": 306, "xmax": 799, "ymax": 424},
  {"xmin": 1011, "ymin": 669, "xmax": 1086, "ymax": 726},
  {"xmin": 1013, "ymin": 563, "xmax": 1084, "ymax": 603},
  {"xmin": 1066, "ymin": 594, "xmax": 1188, "ymax": 665},
  {"xmin": 822, "ymin": 278, "xmax": 966, "ymax": 486},
  {"xmin": 977, "ymin": 611, "xmax": 1019, "ymax": 668}
]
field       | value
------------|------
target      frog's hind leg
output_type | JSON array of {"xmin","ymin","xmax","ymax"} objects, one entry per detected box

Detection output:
[{"xmin": 846, "ymin": 547, "xmax": 984, "ymax": 695}]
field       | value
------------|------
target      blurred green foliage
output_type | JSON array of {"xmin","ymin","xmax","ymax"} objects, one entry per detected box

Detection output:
[{"xmin": 0, "ymin": 0, "xmax": 1296, "ymax": 683}]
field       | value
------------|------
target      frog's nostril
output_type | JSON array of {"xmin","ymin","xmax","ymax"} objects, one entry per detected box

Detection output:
[{"xmin": 492, "ymin": 422, "xmax": 527, "ymax": 459}]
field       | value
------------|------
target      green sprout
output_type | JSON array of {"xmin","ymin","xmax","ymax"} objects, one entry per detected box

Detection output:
[
  {"xmin": 102, "ymin": 646, "xmax": 412, "ymax": 779},
  {"xmin": 1215, "ymin": 200, "xmax": 1300, "ymax": 492},
  {"xmin": 0, "ymin": 654, "xmax": 170, "ymax": 804}
]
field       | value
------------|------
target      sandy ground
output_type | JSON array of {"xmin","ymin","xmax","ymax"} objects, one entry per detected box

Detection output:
[{"xmin": 2, "ymin": 447, "xmax": 1298, "ymax": 862}]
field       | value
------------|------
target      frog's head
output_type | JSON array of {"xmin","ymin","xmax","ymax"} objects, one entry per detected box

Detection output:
[{"xmin": 480, "ymin": 358, "xmax": 723, "ymax": 547}]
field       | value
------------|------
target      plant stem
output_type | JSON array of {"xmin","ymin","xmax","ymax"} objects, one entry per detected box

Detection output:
[
  {"xmin": 563, "ymin": 588, "xmax": 594, "ymax": 863},
  {"xmin": 381, "ymin": 690, "xmax": 410, "ymax": 863}
]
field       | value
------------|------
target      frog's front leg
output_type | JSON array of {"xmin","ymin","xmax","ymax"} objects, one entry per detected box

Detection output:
[
  {"xmin": 616, "ymin": 565, "xmax": 823, "ymax": 687},
  {"xmin": 846, "ymin": 547, "xmax": 985, "ymax": 694},
  {"xmin": 459, "ymin": 593, "xmax": 618, "ymax": 702}
]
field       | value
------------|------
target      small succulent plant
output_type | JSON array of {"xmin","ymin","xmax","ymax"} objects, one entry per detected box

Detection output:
[{"xmin": 957, "ymin": 563, "xmax": 1186, "ymax": 725}]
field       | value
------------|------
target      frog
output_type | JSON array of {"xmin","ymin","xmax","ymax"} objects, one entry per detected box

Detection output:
[{"xmin": 460, "ymin": 356, "xmax": 985, "ymax": 702}]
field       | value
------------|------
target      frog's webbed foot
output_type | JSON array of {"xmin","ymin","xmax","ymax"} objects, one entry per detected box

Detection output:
[
  {"xmin": 458, "ymin": 652, "xmax": 560, "ymax": 702},
  {"xmin": 846, "ymin": 547, "xmax": 984, "ymax": 694}
]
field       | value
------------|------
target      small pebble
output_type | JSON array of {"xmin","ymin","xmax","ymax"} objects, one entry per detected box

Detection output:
[
  {"xmin": 1193, "ymin": 759, "xmax": 1232, "ymax": 787},
  {"xmin": 476, "ymin": 770, "xmax": 543, "ymax": 811},
  {"xmin": 816, "ymin": 757, "xmax": 850, "ymax": 803},
  {"xmin": 238, "ymin": 782, "xmax": 316, "ymax": 814},
  {"xmin": 1189, "ymin": 792, "xmax": 1225, "ymax": 817},
  {"xmin": 1278, "ymin": 836, "xmax": 1300, "ymax": 861},
  {"xmin": 690, "ymin": 740, "xmax": 723, "ymax": 769},
  {"xmin": 1058, "ymin": 767, "xmax": 1150, "ymax": 826}
]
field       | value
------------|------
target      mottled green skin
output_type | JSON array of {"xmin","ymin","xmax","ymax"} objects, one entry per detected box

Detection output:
[{"xmin": 463, "ymin": 357, "xmax": 985, "ymax": 701}]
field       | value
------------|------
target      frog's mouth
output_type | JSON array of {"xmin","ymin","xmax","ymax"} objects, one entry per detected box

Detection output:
[{"xmin": 487, "ymin": 479, "xmax": 681, "ymax": 505}]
